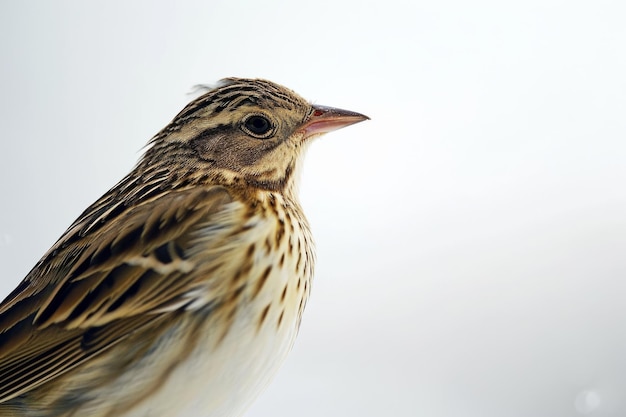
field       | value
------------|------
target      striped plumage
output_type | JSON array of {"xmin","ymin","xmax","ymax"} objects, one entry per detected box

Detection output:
[{"xmin": 0, "ymin": 78, "xmax": 368, "ymax": 417}]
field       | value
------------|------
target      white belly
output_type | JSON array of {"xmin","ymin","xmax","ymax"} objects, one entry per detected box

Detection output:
[{"xmin": 122, "ymin": 305, "xmax": 299, "ymax": 417}]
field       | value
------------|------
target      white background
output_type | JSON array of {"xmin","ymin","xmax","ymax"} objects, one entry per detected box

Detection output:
[{"xmin": 1, "ymin": 1, "xmax": 625, "ymax": 416}]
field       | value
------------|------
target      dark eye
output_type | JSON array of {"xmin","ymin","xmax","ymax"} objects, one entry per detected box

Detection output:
[{"xmin": 242, "ymin": 114, "xmax": 274, "ymax": 138}]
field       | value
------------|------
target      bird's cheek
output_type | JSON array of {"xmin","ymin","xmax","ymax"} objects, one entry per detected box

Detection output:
[{"xmin": 190, "ymin": 133, "xmax": 225, "ymax": 159}]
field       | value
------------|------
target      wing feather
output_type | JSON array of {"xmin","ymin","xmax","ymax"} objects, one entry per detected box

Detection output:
[{"xmin": 0, "ymin": 185, "xmax": 235, "ymax": 402}]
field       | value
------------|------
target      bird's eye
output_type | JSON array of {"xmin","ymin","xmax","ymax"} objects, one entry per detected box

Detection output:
[{"xmin": 242, "ymin": 114, "xmax": 274, "ymax": 139}]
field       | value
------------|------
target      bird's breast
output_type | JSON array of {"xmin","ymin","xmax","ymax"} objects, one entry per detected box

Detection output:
[{"xmin": 123, "ymin": 194, "xmax": 316, "ymax": 417}]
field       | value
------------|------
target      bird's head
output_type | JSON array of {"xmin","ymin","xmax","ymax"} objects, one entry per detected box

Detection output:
[{"xmin": 141, "ymin": 78, "xmax": 368, "ymax": 197}]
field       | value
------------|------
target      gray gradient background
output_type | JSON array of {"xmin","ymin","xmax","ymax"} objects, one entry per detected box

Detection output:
[{"xmin": 1, "ymin": 1, "xmax": 625, "ymax": 416}]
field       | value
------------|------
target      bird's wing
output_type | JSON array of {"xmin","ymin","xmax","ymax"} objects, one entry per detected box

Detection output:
[{"xmin": 0, "ymin": 185, "xmax": 241, "ymax": 402}]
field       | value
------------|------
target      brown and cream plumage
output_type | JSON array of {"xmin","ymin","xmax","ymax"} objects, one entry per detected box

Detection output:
[{"xmin": 0, "ymin": 78, "xmax": 368, "ymax": 417}]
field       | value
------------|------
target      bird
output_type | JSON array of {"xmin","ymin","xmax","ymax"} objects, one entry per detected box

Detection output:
[{"xmin": 0, "ymin": 78, "xmax": 368, "ymax": 417}]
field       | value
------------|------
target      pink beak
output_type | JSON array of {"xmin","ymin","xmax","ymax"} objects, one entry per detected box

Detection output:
[{"xmin": 302, "ymin": 104, "xmax": 369, "ymax": 138}]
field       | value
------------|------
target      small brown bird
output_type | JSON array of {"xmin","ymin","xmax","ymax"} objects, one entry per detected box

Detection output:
[{"xmin": 0, "ymin": 78, "xmax": 368, "ymax": 417}]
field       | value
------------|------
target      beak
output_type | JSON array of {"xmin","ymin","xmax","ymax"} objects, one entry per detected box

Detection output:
[{"xmin": 302, "ymin": 104, "xmax": 369, "ymax": 138}]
